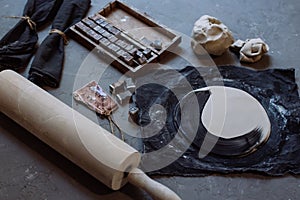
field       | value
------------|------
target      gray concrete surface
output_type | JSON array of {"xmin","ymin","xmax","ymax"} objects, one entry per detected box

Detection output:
[{"xmin": 0, "ymin": 0, "xmax": 300, "ymax": 199}]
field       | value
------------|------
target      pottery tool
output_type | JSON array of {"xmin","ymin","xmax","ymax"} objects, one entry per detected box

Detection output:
[
  {"xmin": 174, "ymin": 86, "xmax": 271, "ymax": 157},
  {"xmin": 73, "ymin": 80, "xmax": 118, "ymax": 116},
  {"xmin": 0, "ymin": 70, "xmax": 180, "ymax": 200}
]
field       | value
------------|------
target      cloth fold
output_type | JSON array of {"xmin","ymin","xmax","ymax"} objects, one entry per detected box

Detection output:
[
  {"xmin": 29, "ymin": 0, "xmax": 91, "ymax": 88},
  {"xmin": 0, "ymin": 0, "xmax": 63, "ymax": 71}
]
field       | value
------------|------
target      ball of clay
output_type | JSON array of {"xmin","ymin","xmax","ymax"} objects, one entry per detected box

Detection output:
[
  {"xmin": 240, "ymin": 38, "xmax": 269, "ymax": 63},
  {"xmin": 191, "ymin": 15, "xmax": 234, "ymax": 56}
]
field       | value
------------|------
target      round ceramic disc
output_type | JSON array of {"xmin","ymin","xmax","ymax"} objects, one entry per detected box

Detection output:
[{"xmin": 200, "ymin": 86, "xmax": 271, "ymax": 144}]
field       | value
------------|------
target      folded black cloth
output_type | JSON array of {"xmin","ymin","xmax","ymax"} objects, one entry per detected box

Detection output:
[
  {"xmin": 0, "ymin": 0, "xmax": 63, "ymax": 71},
  {"xmin": 29, "ymin": 0, "xmax": 91, "ymax": 87},
  {"xmin": 134, "ymin": 66, "xmax": 300, "ymax": 176}
]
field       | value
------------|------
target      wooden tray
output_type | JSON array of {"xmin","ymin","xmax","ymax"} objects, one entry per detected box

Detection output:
[{"xmin": 69, "ymin": 0, "xmax": 181, "ymax": 73}]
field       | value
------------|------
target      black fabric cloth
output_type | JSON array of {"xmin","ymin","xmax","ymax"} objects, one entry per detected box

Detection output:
[
  {"xmin": 29, "ymin": 0, "xmax": 91, "ymax": 88},
  {"xmin": 134, "ymin": 66, "xmax": 300, "ymax": 176},
  {"xmin": 0, "ymin": 0, "xmax": 63, "ymax": 71}
]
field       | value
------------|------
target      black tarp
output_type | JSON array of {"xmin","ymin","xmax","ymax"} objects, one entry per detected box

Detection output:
[
  {"xmin": 133, "ymin": 66, "xmax": 300, "ymax": 176},
  {"xmin": 28, "ymin": 0, "xmax": 91, "ymax": 87},
  {"xmin": 0, "ymin": 0, "xmax": 63, "ymax": 71}
]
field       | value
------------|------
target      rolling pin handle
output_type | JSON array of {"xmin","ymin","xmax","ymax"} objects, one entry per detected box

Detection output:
[{"xmin": 127, "ymin": 168, "xmax": 181, "ymax": 200}]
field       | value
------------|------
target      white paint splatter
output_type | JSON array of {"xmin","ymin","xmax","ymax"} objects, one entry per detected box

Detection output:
[{"xmin": 25, "ymin": 171, "xmax": 38, "ymax": 181}]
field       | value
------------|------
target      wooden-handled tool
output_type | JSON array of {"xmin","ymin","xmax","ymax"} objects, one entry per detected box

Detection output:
[{"xmin": 0, "ymin": 70, "xmax": 181, "ymax": 200}]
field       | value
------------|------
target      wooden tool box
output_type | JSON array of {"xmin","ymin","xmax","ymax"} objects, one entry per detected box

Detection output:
[{"xmin": 69, "ymin": 0, "xmax": 181, "ymax": 72}]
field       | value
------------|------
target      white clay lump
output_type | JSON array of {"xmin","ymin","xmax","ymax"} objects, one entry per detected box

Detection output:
[
  {"xmin": 240, "ymin": 38, "xmax": 269, "ymax": 63},
  {"xmin": 191, "ymin": 15, "xmax": 234, "ymax": 56},
  {"xmin": 231, "ymin": 38, "xmax": 269, "ymax": 63}
]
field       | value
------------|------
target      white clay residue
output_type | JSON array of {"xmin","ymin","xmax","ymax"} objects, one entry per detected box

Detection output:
[
  {"xmin": 191, "ymin": 15, "xmax": 234, "ymax": 56},
  {"xmin": 270, "ymin": 98, "xmax": 288, "ymax": 125}
]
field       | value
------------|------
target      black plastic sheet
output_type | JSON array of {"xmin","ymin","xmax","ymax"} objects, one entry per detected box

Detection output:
[
  {"xmin": 29, "ymin": 0, "xmax": 91, "ymax": 87},
  {"xmin": 134, "ymin": 66, "xmax": 300, "ymax": 176},
  {"xmin": 0, "ymin": 0, "xmax": 63, "ymax": 71}
]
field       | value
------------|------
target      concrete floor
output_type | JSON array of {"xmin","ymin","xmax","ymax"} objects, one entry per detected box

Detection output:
[{"xmin": 1, "ymin": 0, "xmax": 300, "ymax": 199}]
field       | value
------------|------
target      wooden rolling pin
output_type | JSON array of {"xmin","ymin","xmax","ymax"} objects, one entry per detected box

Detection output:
[{"xmin": 0, "ymin": 70, "xmax": 181, "ymax": 200}]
